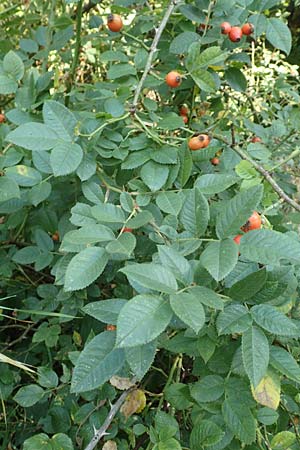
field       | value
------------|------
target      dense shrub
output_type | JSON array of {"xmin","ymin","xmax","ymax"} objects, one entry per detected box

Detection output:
[{"xmin": 1, "ymin": 1, "xmax": 300, "ymax": 449}]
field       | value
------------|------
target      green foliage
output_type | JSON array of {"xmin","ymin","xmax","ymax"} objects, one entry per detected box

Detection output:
[{"xmin": 0, "ymin": 1, "xmax": 300, "ymax": 449}]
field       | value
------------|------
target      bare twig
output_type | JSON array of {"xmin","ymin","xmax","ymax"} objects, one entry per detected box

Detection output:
[
  {"xmin": 214, "ymin": 129, "xmax": 300, "ymax": 213},
  {"xmin": 84, "ymin": 384, "xmax": 136, "ymax": 450},
  {"xmin": 71, "ymin": 0, "xmax": 100, "ymax": 19},
  {"xmin": 2, "ymin": 323, "xmax": 35, "ymax": 352},
  {"xmin": 132, "ymin": 0, "xmax": 179, "ymax": 109}
]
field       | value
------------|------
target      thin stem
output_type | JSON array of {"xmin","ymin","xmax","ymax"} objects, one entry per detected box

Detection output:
[
  {"xmin": 79, "ymin": 113, "xmax": 130, "ymax": 139},
  {"xmin": 213, "ymin": 132, "xmax": 300, "ymax": 213},
  {"xmin": 134, "ymin": 114, "xmax": 165, "ymax": 144},
  {"xmin": 96, "ymin": 166, "xmax": 123, "ymax": 194},
  {"xmin": 270, "ymin": 148, "xmax": 300, "ymax": 172},
  {"xmin": 122, "ymin": 31, "xmax": 150, "ymax": 51},
  {"xmin": 132, "ymin": 0, "xmax": 179, "ymax": 109},
  {"xmin": 66, "ymin": 0, "xmax": 83, "ymax": 106},
  {"xmin": 157, "ymin": 355, "xmax": 180, "ymax": 410}
]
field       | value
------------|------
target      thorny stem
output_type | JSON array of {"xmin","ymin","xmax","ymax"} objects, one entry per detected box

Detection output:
[
  {"xmin": 213, "ymin": 129, "xmax": 300, "ymax": 213},
  {"xmin": 132, "ymin": 0, "xmax": 179, "ymax": 109},
  {"xmin": 84, "ymin": 382, "xmax": 136, "ymax": 450},
  {"xmin": 66, "ymin": 0, "xmax": 83, "ymax": 106}
]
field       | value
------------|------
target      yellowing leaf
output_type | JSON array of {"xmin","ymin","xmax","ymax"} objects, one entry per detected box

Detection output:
[
  {"xmin": 109, "ymin": 376, "xmax": 136, "ymax": 390},
  {"xmin": 103, "ymin": 440, "xmax": 118, "ymax": 450},
  {"xmin": 252, "ymin": 369, "xmax": 280, "ymax": 410},
  {"xmin": 120, "ymin": 389, "xmax": 146, "ymax": 420},
  {"xmin": 271, "ymin": 431, "xmax": 296, "ymax": 449}
]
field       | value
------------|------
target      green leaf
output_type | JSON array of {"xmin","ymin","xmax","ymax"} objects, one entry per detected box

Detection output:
[
  {"xmin": 122, "ymin": 150, "xmax": 151, "ymax": 169},
  {"xmin": 120, "ymin": 263, "xmax": 178, "ymax": 294},
  {"xmin": 228, "ymin": 268, "xmax": 267, "ymax": 301},
  {"xmin": 189, "ymin": 68, "xmax": 216, "ymax": 92},
  {"xmin": 240, "ymin": 229, "xmax": 300, "ymax": 265},
  {"xmin": 3, "ymin": 51, "xmax": 24, "ymax": 80},
  {"xmin": 120, "ymin": 191, "xmax": 134, "ymax": 212},
  {"xmin": 251, "ymin": 304, "xmax": 299, "ymax": 337},
  {"xmin": 24, "ymin": 433, "xmax": 74, "ymax": 450},
  {"xmin": 170, "ymin": 292, "xmax": 205, "ymax": 333},
  {"xmin": 257, "ymin": 407, "xmax": 279, "ymax": 426},
  {"xmin": 250, "ymin": 0, "xmax": 281, "ymax": 12},
  {"xmin": 83, "ymin": 298, "xmax": 127, "ymax": 324},
  {"xmin": 71, "ymin": 331, "xmax": 125, "ymax": 393},
  {"xmin": 151, "ymin": 146, "xmax": 178, "ymax": 164},
  {"xmin": 116, "ymin": 295, "xmax": 173, "ymax": 347},
  {"xmin": 165, "ymin": 383, "xmax": 193, "ymax": 410},
  {"xmin": 50, "ymin": 142, "xmax": 83, "ymax": 176},
  {"xmin": 169, "ymin": 31, "xmax": 199, "ymax": 54},
  {"xmin": 266, "ymin": 18, "xmax": 292, "ymax": 55},
  {"xmin": 217, "ymin": 305, "xmax": 252, "ymax": 335},
  {"xmin": 64, "ymin": 247, "xmax": 108, "ymax": 292},
  {"xmin": 23, "ymin": 434, "xmax": 50, "ymax": 450},
  {"xmin": 225, "ymin": 68, "xmax": 247, "ymax": 92},
  {"xmin": 107, "ymin": 63, "xmax": 136, "ymax": 79},
  {"xmin": 187, "ymin": 286, "xmax": 224, "ymax": 310},
  {"xmin": 43, "ymin": 100, "xmax": 77, "ymax": 142},
  {"xmin": 12, "ymin": 246, "xmax": 40, "ymax": 264},
  {"xmin": 6, "ymin": 123, "xmax": 59, "ymax": 151},
  {"xmin": 14, "ymin": 384, "xmax": 44, "ymax": 407},
  {"xmin": 60, "ymin": 224, "xmax": 115, "ymax": 252},
  {"xmin": 140, "ymin": 161, "xmax": 168, "ymax": 191},
  {"xmin": 51, "ymin": 434, "xmax": 74, "ymax": 450},
  {"xmin": 242, "ymin": 326, "xmax": 269, "ymax": 387},
  {"xmin": 125, "ymin": 340, "xmax": 157, "ymax": 380},
  {"xmin": 158, "ymin": 114, "xmax": 185, "ymax": 131},
  {"xmin": 91, "ymin": 203, "xmax": 125, "ymax": 223},
  {"xmin": 71, "ymin": 202, "xmax": 96, "ymax": 226},
  {"xmin": 82, "ymin": 181, "xmax": 104, "ymax": 204},
  {"xmin": 37, "ymin": 367, "xmax": 58, "ymax": 388},
  {"xmin": 190, "ymin": 420, "xmax": 224, "ymax": 449},
  {"xmin": 190, "ymin": 375, "xmax": 224, "ymax": 403},
  {"xmin": 270, "ymin": 346, "xmax": 300, "ymax": 383},
  {"xmin": 158, "ymin": 439, "xmax": 182, "ymax": 450},
  {"xmin": 200, "ymin": 239, "xmax": 238, "ymax": 282},
  {"xmin": 104, "ymin": 97, "xmax": 125, "ymax": 117},
  {"xmin": 0, "ymin": 177, "xmax": 20, "ymax": 202},
  {"xmin": 216, "ymin": 185, "xmax": 263, "ymax": 239},
  {"xmin": 156, "ymin": 192, "xmax": 183, "ymax": 216},
  {"xmin": 180, "ymin": 187, "xmax": 209, "ymax": 237},
  {"xmin": 5, "ymin": 165, "xmax": 42, "ymax": 187},
  {"xmin": 126, "ymin": 211, "xmax": 153, "ymax": 228},
  {"xmin": 222, "ymin": 399, "xmax": 256, "ymax": 445},
  {"xmin": 177, "ymin": 145, "xmax": 192, "ymax": 188},
  {"xmin": 195, "ymin": 174, "xmax": 238, "ymax": 195},
  {"xmin": 186, "ymin": 43, "xmax": 227, "ymax": 70},
  {"xmin": 106, "ymin": 232, "xmax": 136, "ymax": 257},
  {"xmin": 158, "ymin": 246, "xmax": 192, "ymax": 284},
  {"xmin": 0, "ymin": 75, "xmax": 17, "ymax": 94}
]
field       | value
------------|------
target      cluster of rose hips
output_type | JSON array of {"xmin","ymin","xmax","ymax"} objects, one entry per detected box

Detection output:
[
  {"xmin": 221, "ymin": 21, "xmax": 254, "ymax": 42},
  {"xmin": 179, "ymin": 105, "xmax": 189, "ymax": 124},
  {"xmin": 234, "ymin": 211, "xmax": 262, "ymax": 247}
]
